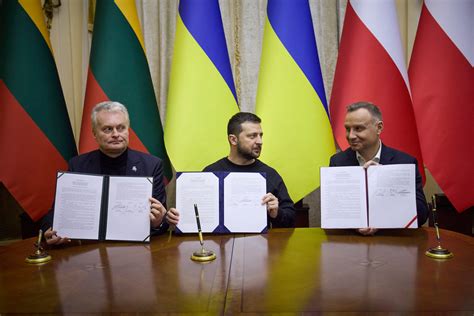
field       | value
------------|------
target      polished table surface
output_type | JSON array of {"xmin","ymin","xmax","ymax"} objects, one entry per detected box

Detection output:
[{"xmin": 1, "ymin": 228, "xmax": 473, "ymax": 314}]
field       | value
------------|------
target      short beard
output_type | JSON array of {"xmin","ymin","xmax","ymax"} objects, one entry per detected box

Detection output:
[{"xmin": 236, "ymin": 143, "xmax": 260, "ymax": 160}]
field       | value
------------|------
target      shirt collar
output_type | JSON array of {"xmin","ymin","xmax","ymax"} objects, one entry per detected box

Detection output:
[{"xmin": 356, "ymin": 140, "xmax": 382, "ymax": 166}]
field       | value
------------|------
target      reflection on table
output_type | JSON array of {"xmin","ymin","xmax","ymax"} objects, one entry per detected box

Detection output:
[
  {"xmin": 1, "ymin": 228, "xmax": 473, "ymax": 314},
  {"xmin": 226, "ymin": 228, "xmax": 474, "ymax": 313}
]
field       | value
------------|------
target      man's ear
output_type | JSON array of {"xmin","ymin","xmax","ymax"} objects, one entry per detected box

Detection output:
[
  {"xmin": 92, "ymin": 128, "xmax": 97, "ymax": 139},
  {"xmin": 376, "ymin": 121, "xmax": 384, "ymax": 135},
  {"xmin": 229, "ymin": 134, "xmax": 238, "ymax": 146}
]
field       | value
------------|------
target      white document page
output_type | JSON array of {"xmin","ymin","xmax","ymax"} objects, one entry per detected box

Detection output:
[
  {"xmin": 223, "ymin": 173, "xmax": 267, "ymax": 233},
  {"xmin": 53, "ymin": 172, "xmax": 103, "ymax": 239},
  {"xmin": 367, "ymin": 164, "xmax": 417, "ymax": 228},
  {"xmin": 320, "ymin": 167, "xmax": 367, "ymax": 228},
  {"xmin": 176, "ymin": 172, "xmax": 219, "ymax": 233},
  {"xmin": 106, "ymin": 176, "xmax": 152, "ymax": 241}
]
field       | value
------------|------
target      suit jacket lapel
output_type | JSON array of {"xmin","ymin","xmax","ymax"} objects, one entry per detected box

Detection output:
[
  {"xmin": 380, "ymin": 144, "xmax": 394, "ymax": 165},
  {"xmin": 126, "ymin": 149, "xmax": 143, "ymax": 176},
  {"xmin": 84, "ymin": 151, "xmax": 102, "ymax": 174},
  {"xmin": 345, "ymin": 148, "xmax": 359, "ymax": 165}
]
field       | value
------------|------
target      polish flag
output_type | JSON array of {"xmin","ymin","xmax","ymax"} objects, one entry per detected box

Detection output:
[
  {"xmin": 409, "ymin": 0, "xmax": 473, "ymax": 212},
  {"xmin": 330, "ymin": 0, "xmax": 425, "ymax": 181}
]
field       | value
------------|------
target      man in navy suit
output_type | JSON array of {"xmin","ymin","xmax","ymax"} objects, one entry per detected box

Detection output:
[
  {"xmin": 42, "ymin": 101, "xmax": 179, "ymax": 245},
  {"xmin": 329, "ymin": 102, "xmax": 428, "ymax": 235}
]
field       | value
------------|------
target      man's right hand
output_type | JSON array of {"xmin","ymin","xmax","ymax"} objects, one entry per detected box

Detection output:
[
  {"xmin": 357, "ymin": 227, "xmax": 378, "ymax": 236},
  {"xmin": 363, "ymin": 160, "xmax": 380, "ymax": 169},
  {"xmin": 44, "ymin": 228, "xmax": 71, "ymax": 245}
]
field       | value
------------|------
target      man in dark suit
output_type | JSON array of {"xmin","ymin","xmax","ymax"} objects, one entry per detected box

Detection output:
[
  {"xmin": 329, "ymin": 101, "xmax": 428, "ymax": 235},
  {"xmin": 42, "ymin": 101, "xmax": 179, "ymax": 245}
]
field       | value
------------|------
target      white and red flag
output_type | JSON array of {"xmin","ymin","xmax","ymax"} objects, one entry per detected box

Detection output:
[
  {"xmin": 330, "ymin": 0, "xmax": 425, "ymax": 180},
  {"xmin": 409, "ymin": 0, "xmax": 473, "ymax": 212}
]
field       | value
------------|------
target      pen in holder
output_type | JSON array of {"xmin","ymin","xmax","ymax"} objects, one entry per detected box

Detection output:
[
  {"xmin": 25, "ymin": 229, "xmax": 52, "ymax": 264},
  {"xmin": 191, "ymin": 204, "xmax": 216, "ymax": 262},
  {"xmin": 425, "ymin": 195, "xmax": 454, "ymax": 259}
]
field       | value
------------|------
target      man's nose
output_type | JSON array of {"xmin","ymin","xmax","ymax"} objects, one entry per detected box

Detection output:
[
  {"xmin": 256, "ymin": 135, "xmax": 263, "ymax": 144},
  {"xmin": 347, "ymin": 129, "xmax": 356, "ymax": 139},
  {"xmin": 111, "ymin": 128, "xmax": 119, "ymax": 136}
]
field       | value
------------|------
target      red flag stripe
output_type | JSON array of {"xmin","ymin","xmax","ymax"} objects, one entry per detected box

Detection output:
[
  {"xmin": 409, "ymin": 4, "xmax": 474, "ymax": 211},
  {"xmin": 0, "ymin": 80, "xmax": 68, "ymax": 221},
  {"xmin": 79, "ymin": 69, "xmax": 149, "ymax": 155},
  {"xmin": 330, "ymin": 2, "xmax": 425, "ymax": 181}
]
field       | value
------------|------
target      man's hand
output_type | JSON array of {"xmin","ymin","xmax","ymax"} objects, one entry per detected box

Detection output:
[
  {"xmin": 44, "ymin": 228, "xmax": 71, "ymax": 245},
  {"xmin": 262, "ymin": 193, "xmax": 279, "ymax": 218},
  {"xmin": 166, "ymin": 207, "xmax": 180, "ymax": 226},
  {"xmin": 363, "ymin": 160, "xmax": 380, "ymax": 169},
  {"xmin": 357, "ymin": 227, "xmax": 378, "ymax": 236},
  {"xmin": 149, "ymin": 197, "xmax": 167, "ymax": 228}
]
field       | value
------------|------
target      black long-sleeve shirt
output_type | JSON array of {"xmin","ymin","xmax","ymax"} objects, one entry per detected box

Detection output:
[{"xmin": 203, "ymin": 158, "xmax": 295, "ymax": 228}]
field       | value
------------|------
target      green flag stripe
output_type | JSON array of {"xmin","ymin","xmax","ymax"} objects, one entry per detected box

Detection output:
[
  {"xmin": 91, "ymin": 1, "xmax": 168, "ymax": 169},
  {"xmin": 0, "ymin": 1, "xmax": 77, "ymax": 161}
]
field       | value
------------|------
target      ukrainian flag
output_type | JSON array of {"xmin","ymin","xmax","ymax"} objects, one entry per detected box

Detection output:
[
  {"xmin": 165, "ymin": 0, "xmax": 239, "ymax": 172},
  {"xmin": 255, "ymin": 0, "xmax": 335, "ymax": 202}
]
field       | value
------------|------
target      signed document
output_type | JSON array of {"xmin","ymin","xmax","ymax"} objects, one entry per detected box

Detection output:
[
  {"xmin": 53, "ymin": 172, "xmax": 152, "ymax": 242},
  {"xmin": 175, "ymin": 172, "xmax": 220, "ymax": 233},
  {"xmin": 321, "ymin": 164, "xmax": 417, "ymax": 229},
  {"xmin": 105, "ymin": 177, "xmax": 152, "ymax": 241},
  {"xmin": 176, "ymin": 172, "xmax": 267, "ymax": 233}
]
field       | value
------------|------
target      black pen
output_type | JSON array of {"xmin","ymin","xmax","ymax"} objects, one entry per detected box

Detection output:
[{"xmin": 194, "ymin": 204, "xmax": 204, "ymax": 246}]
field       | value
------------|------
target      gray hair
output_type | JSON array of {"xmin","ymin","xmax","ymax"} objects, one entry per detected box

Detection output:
[
  {"xmin": 346, "ymin": 101, "xmax": 383, "ymax": 122},
  {"xmin": 91, "ymin": 101, "xmax": 130, "ymax": 130}
]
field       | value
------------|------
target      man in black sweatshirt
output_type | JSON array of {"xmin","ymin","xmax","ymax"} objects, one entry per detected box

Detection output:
[{"xmin": 203, "ymin": 112, "xmax": 295, "ymax": 228}]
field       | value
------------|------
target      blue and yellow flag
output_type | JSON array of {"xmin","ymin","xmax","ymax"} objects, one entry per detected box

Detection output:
[
  {"xmin": 165, "ymin": 0, "xmax": 239, "ymax": 171},
  {"xmin": 255, "ymin": 0, "xmax": 335, "ymax": 202}
]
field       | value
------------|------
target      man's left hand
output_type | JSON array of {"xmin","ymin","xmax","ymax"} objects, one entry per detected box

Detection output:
[
  {"xmin": 262, "ymin": 193, "xmax": 279, "ymax": 218},
  {"xmin": 363, "ymin": 160, "xmax": 380, "ymax": 169},
  {"xmin": 166, "ymin": 208, "xmax": 180, "ymax": 226},
  {"xmin": 149, "ymin": 197, "xmax": 167, "ymax": 228},
  {"xmin": 357, "ymin": 227, "xmax": 379, "ymax": 236}
]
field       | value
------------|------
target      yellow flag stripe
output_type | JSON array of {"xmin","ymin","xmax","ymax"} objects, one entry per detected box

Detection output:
[
  {"xmin": 165, "ymin": 15, "xmax": 239, "ymax": 171},
  {"xmin": 114, "ymin": 0, "xmax": 145, "ymax": 52},
  {"xmin": 256, "ymin": 19, "xmax": 335, "ymax": 201}
]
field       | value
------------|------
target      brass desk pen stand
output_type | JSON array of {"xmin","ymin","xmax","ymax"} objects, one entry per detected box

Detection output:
[
  {"xmin": 25, "ymin": 230, "xmax": 52, "ymax": 264},
  {"xmin": 425, "ymin": 196, "xmax": 454, "ymax": 259},
  {"xmin": 191, "ymin": 204, "xmax": 216, "ymax": 262}
]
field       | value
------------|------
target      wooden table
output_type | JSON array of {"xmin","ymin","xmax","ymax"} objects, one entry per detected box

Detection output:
[{"xmin": 1, "ymin": 228, "xmax": 473, "ymax": 314}]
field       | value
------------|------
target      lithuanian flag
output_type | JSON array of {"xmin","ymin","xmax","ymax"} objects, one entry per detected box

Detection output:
[
  {"xmin": 80, "ymin": 0, "xmax": 171, "ymax": 181},
  {"xmin": 0, "ymin": 0, "xmax": 77, "ymax": 221}
]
